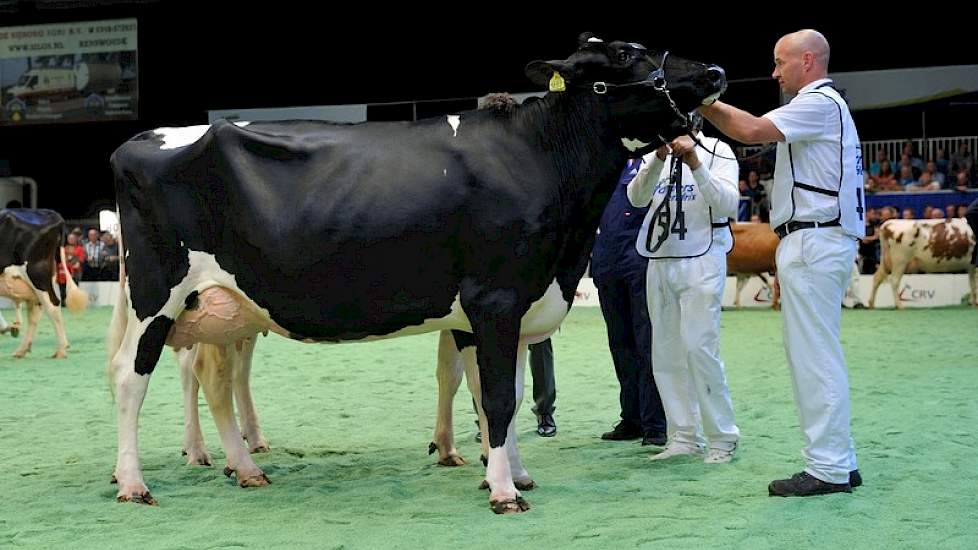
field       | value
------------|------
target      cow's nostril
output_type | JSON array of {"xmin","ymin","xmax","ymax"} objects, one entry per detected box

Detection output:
[{"xmin": 707, "ymin": 66, "xmax": 725, "ymax": 84}]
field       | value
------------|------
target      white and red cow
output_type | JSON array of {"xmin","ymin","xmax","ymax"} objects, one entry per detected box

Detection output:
[
  {"xmin": 106, "ymin": 37, "xmax": 726, "ymax": 513},
  {"xmin": 0, "ymin": 209, "xmax": 87, "ymax": 358},
  {"xmin": 727, "ymin": 222, "xmax": 780, "ymax": 309},
  {"xmin": 869, "ymin": 218, "xmax": 977, "ymax": 309}
]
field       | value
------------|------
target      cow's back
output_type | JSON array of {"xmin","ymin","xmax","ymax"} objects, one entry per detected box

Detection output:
[
  {"xmin": 727, "ymin": 223, "xmax": 779, "ymax": 274},
  {"xmin": 0, "ymin": 208, "xmax": 63, "ymax": 269}
]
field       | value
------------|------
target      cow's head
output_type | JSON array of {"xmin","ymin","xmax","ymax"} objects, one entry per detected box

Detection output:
[{"xmin": 526, "ymin": 34, "xmax": 726, "ymax": 147}]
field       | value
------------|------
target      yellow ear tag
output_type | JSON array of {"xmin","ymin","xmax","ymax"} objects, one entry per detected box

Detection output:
[{"xmin": 549, "ymin": 71, "xmax": 566, "ymax": 92}]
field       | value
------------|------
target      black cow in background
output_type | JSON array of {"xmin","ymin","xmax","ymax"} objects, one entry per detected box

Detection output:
[
  {"xmin": 107, "ymin": 34, "xmax": 726, "ymax": 513},
  {"xmin": 0, "ymin": 209, "xmax": 88, "ymax": 358}
]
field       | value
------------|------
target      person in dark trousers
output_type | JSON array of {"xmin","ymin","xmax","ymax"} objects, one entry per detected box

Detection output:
[{"xmin": 592, "ymin": 157, "xmax": 668, "ymax": 446}]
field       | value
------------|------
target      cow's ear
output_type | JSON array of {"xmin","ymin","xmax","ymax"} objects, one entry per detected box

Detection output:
[{"xmin": 525, "ymin": 60, "xmax": 573, "ymax": 90}]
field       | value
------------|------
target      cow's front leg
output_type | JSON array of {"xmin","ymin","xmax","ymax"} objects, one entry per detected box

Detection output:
[
  {"xmin": 232, "ymin": 337, "xmax": 269, "ymax": 453},
  {"xmin": 430, "ymin": 331, "xmax": 466, "ymax": 466},
  {"xmin": 177, "ymin": 346, "xmax": 212, "ymax": 466},
  {"xmin": 195, "ymin": 344, "xmax": 269, "ymax": 488},
  {"xmin": 466, "ymin": 301, "xmax": 530, "ymax": 514},
  {"xmin": 11, "ymin": 302, "xmax": 41, "ymax": 358},
  {"xmin": 473, "ymin": 343, "xmax": 534, "ymax": 491}
]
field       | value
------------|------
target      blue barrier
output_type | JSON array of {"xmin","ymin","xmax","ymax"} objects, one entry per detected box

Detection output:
[{"xmin": 866, "ymin": 190, "xmax": 978, "ymax": 215}]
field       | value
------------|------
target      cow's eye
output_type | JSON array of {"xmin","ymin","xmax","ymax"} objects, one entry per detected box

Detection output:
[{"xmin": 618, "ymin": 52, "xmax": 630, "ymax": 63}]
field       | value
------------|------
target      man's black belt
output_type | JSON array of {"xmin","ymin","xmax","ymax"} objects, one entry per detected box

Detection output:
[
  {"xmin": 711, "ymin": 220, "xmax": 730, "ymax": 228},
  {"xmin": 774, "ymin": 219, "xmax": 840, "ymax": 239}
]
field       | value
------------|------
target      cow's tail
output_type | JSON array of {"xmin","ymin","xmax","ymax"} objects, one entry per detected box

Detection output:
[
  {"xmin": 107, "ymin": 227, "xmax": 128, "ymax": 398},
  {"xmin": 58, "ymin": 245, "xmax": 89, "ymax": 312}
]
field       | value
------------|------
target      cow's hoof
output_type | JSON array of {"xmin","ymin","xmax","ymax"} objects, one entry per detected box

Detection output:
[
  {"xmin": 427, "ymin": 442, "xmax": 438, "ymax": 455},
  {"xmin": 9, "ymin": 327, "xmax": 18, "ymax": 338},
  {"xmin": 51, "ymin": 350, "xmax": 67, "ymax": 359},
  {"xmin": 238, "ymin": 473, "xmax": 271, "ymax": 488},
  {"xmin": 12, "ymin": 351, "xmax": 27, "ymax": 359},
  {"xmin": 437, "ymin": 454, "xmax": 467, "ymax": 467},
  {"xmin": 116, "ymin": 482, "xmax": 156, "ymax": 506},
  {"xmin": 490, "ymin": 496, "xmax": 530, "ymax": 514},
  {"xmin": 117, "ymin": 491, "xmax": 157, "ymax": 506},
  {"xmin": 224, "ymin": 466, "xmax": 270, "ymax": 487},
  {"xmin": 249, "ymin": 444, "xmax": 270, "ymax": 454},
  {"xmin": 480, "ymin": 479, "xmax": 535, "ymax": 491},
  {"xmin": 110, "ymin": 474, "xmax": 117, "ymax": 484},
  {"xmin": 514, "ymin": 479, "xmax": 536, "ymax": 491},
  {"xmin": 184, "ymin": 450, "xmax": 212, "ymax": 467}
]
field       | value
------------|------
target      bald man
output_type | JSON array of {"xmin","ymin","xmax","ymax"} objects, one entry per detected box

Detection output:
[{"xmin": 699, "ymin": 30, "xmax": 864, "ymax": 497}]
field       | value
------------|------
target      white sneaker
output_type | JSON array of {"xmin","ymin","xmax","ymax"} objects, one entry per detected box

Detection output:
[
  {"xmin": 704, "ymin": 444, "xmax": 737, "ymax": 464},
  {"xmin": 649, "ymin": 443, "xmax": 703, "ymax": 461}
]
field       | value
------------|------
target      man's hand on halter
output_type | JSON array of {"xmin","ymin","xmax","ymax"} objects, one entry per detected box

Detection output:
[{"xmin": 667, "ymin": 136, "xmax": 701, "ymax": 170}]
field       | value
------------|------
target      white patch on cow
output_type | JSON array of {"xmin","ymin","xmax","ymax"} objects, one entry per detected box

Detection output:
[
  {"xmin": 155, "ymin": 125, "xmax": 211, "ymax": 150},
  {"xmin": 702, "ymin": 91, "xmax": 722, "ymax": 106},
  {"xmin": 364, "ymin": 279, "xmax": 567, "ymax": 342},
  {"xmin": 155, "ymin": 122, "xmax": 251, "ymax": 150},
  {"xmin": 447, "ymin": 115, "xmax": 460, "ymax": 137},
  {"xmin": 622, "ymin": 138, "xmax": 651, "ymax": 152}
]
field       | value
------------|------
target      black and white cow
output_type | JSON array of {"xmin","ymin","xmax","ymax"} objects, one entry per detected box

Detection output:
[
  {"xmin": 107, "ymin": 36, "xmax": 726, "ymax": 513},
  {"xmin": 0, "ymin": 209, "xmax": 88, "ymax": 358}
]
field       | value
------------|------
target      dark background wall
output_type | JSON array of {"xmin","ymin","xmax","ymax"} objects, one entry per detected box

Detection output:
[{"xmin": 1, "ymin": 2, "xmax": 975, "ymax": 218}]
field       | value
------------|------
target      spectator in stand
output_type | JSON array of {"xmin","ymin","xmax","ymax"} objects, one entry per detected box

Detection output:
[
  {"xmin": 922, "ymin": 206, "xmax": 934, "ymax": 219},
  {"xmin": 100, "ymin": 232, "xmax": 121, "ymax": 281},
  {"xmin": 945, "ymin": 204, "xmax": 957, "ymax": 220},
  {"xmin": 934, "ymin": 148, "xmax": 949, "ymax": 177},
  {"xmin": 880, "ymin": 206, "xmax": 897, "ymax": 222},
  {"xmin": 898, "ymin": 166, "xmax": 917, "ymax": 189},
  {"xmin": 955, "ymin": 171, "xmax": 975, "ymax": 192},
  {"xmin": 745, "ymin": 170, "xmax": 769, "ymax": 222},
  {"xmin": 82, "ymin": 228, "xmax": 105, "ymax": 281},
  {"xmin": 869, "ymin": 150, "xmax": 893, "ymax": 177},
  {"xmin": 928, "ymin": 208, "xmax": 945, "ymax": 220},
  {"xmin": 868, "ymin": 162, "xmax": 900, "ymax": 192},
  {"xmin": 899, "ymin": 155, "xmax": 920, "ymax": 181},
  {"xmin": 949, "ymin": 142, "xmax": 974, "ymax": 179},
  {"xmin": 902, "ymin": 207, "xmax": 916, "ymax": 220},
  {"xmin": 902, "ymin": 142, "xmax": 924, "ymax": 173},
  {"xmin": 926, "ymin": 161, "xmax": 946, "ymax": 188},
  {"xmin": 907, "ymin": 171, "xmax": 940, "ymax": 192},
  {"xmin": 956, "ymin": 205, "xmax": 968, "ymax": 218},
  {"xmin": 58, "ymin": 233, "xmax": 84, "ymax": 307}
]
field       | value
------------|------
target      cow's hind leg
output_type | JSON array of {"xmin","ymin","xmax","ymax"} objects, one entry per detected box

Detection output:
[
  {"xmin": 11, "ymin": 302, "xmax": 41, "ymax": 358},
  {"xmin": 195, "ymin": 343, "xmax": 269, "ymax": 488},
  {"xmin": 111, "ymin": 314, "xmax": 171, "ymax": 505},
  {"xmin": 177, "ymin": 346, "xmax": 212, "ymax": 466},
  {"xmin": 232, "ymin": 337, "xmax": 269, "ymax": 453},
  {"xmin": 430, "ymin": 330, "xmax": 466, "ymax": 466}
]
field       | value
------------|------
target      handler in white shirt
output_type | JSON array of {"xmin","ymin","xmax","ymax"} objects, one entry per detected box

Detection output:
[
  {"xmin": 627, "ymin": 113, "xmax": 741, "ymax": 464},
  {"xmin": 699, "ymin": 29, "xmax": 865, "ymax": 497}
]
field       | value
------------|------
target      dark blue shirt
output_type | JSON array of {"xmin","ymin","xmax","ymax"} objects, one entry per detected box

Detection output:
[{"xmin": 591, "ymin": 158, "xmax": 650, "ymax": 280}]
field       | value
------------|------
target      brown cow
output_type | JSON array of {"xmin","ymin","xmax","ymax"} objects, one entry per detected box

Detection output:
[{"xmin": 727, "ymin": 222, "xmax": 780, "ymax": 309}]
